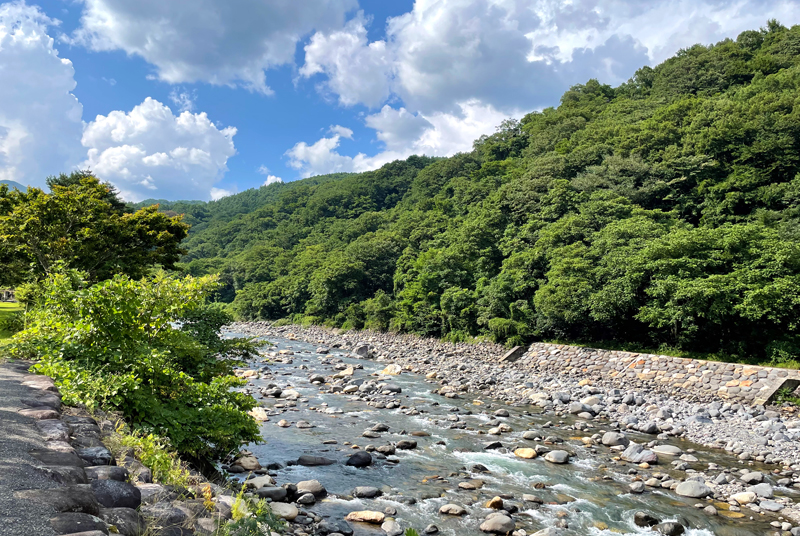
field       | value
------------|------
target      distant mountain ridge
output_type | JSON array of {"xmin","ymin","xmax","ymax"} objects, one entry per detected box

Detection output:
[{"xmin": 0, "ymin": 180, "xmax": 27, "ymax": 191}]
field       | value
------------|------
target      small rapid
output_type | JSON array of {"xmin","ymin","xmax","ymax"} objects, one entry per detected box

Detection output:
[{"xmin": 227, "ymin": 333, "xmax": 786, "ymax": 536}]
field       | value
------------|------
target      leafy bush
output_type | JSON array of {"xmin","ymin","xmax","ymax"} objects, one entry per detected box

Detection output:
[
  {"xmin": 105, "ymin": 421, "xmax": 191, "ymax": 487},
  {"xmin": 217, "ymin": 487, "xmax": 284, "ymax": 536},
  {"xmin": 8, "ymin": 270, "xmax": 261, "ymax": 458}
]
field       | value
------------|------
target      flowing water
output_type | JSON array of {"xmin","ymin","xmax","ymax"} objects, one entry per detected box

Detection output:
[{"xmin": 229, "ymin": 333, "xmax": 784, "ymax": 536}]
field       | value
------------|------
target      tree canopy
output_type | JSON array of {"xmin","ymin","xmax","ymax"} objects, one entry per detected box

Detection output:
[
  {"xmin": 0, "ymin": 172, "xmax": 189, "ymax": 285},
  {"xmin": 167, "ymin": 22, "xmax": 800, "ymax": 365}
]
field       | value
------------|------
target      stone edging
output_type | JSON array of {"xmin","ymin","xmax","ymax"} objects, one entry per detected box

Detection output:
[{"xmin": 517, "ymin": 343, "xmax": 800, "ymax": 406}]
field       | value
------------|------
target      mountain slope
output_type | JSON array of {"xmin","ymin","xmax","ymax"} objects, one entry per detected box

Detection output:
[{"xmin": 174, "ymin": 21, "xmax": 800, "ymax": 365}]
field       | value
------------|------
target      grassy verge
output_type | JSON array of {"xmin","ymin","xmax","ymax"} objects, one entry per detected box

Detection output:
[{"xmin": 0, "ymin": 301, "xmax": 22, "ymax": 341}]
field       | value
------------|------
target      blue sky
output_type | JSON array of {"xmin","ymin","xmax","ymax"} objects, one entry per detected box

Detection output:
[{"xmin": 2, "ymin": 0, "xmax": 799, "ymax": 201}]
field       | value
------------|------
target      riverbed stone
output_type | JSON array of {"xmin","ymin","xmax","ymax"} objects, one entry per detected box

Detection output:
[
  {"xmin": 544, "ymin": 450, "xmax": 570, "ymax": 464},
  {"xmin": 654, "ymin": 522, "xmax": 685, "ymax": 535},
  {"xmin": 601, "ymin": 432, "xmax": 628, "ymax": 447},
  {"xmin": 270, "ymin": 502, "xmax": 298, "ymax": 521},
  {"xmin": 439, "ymin": 504, "xmax": 467, "ymax": 516},
  {"xmin": 296, "ymin": 479, "xmax": 326, "ymax": 497},
  {"xmin": 346, "ymin": 451, "xmax": 373, "ymax": 467},
  {"xmin": 634, "ymin": 512, "xmax": 659, "ymax": 527},
  {"xmin": 652, "ymin": 445, "xmax": 682, "ymax": 456},
  {"xmin": 297, "ymin": 455, "xmax": 335, "ymax": 466},
  {"xmin": 480, "ymin": 514, "xmax": 515, "ymax": 534},
  {"xmin": 345, "ymin": 511, "xmax": 385, "ymax": 524},
  {"xmin": 675, "ymin": 481, "xmax": 712, "ymax": 498},
  {"xmin": 353, "ymin": 486, "xmax": 381, "ymax": 498},
  {"xmin": 256, "ymin": 486, "xmax": 287, "ymax": 501}
]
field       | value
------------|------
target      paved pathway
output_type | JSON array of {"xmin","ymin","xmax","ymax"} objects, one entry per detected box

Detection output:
[{"xmin": 0, "ymin": 359, "xmax": 58, "ymax": 536}]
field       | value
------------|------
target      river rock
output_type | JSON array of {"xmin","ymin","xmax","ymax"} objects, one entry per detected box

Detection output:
[
  {"xmin": 485, "ymin": 496, "xmax": 504, "ymax": 509},
  {"xmin": 602, "ymin": 432, "xmax": 629, "ymax": 447},
  {"xmin": 256, "ymin": 486, "xmax": 287, "ymax": 501},
  {"xmin": 749, "ymin": 483, "xmax": 773, "ymax": 498},
  {"xmin": 381, "ymin": 364, "xmax": 402, "ymax": 375},
  {"xmin": 296, "ymin": 492, "xmax": 316, "ymax": 505},
  {"xmin": 243, "ymin": 475, "xmax": 275, "ymax": 490},
  {"xmin": 740, "ymin": 471, "xmax": 763, "ymax": 484},
  {"xmin": 396, "ymin": 440, "xmax": 417, "ymax": 450},
  {"xmin": 731, "ymin": 491, "xmax": 756, "ymax": 505},
  {"xmin": 514, "ymin": 448, "xmax": 537, "ymax": 459},
  {"xmin": 480, "ymin": 514, "xmax": 515, "ymax": 534},
  {"xmin": 652, "ymin": 445, "xmax": 682, "ymax": 456},
  {"xmin": 675, "ymin": 481, "xmax": 711, "ymax": 498},
  {"xmin": 622, "ymin": 444, "xmax": 658, "ymax": 464},
  {"xmin": 629, "ymin": 481, "xmax": 645, "ymax": 493},
  {"xmin": 439, "ymin": 504, "xmax": 467, "ymax": 516},
  {"xmin": 544, "ymin": 450, "xmax": 569, "ymax": 464},
  {"xmin": 759, "ymin": 500, "xmax": 784, "ymax": 512},
  {"xmin": 346, "ymin": 451, "xmax": 373, "ymax": 467},
  {"xmin": 382, "ymin": 519, "xmax": 403, "ymax": 536},
  {"xmin": 249, "ymin": 407, "xmax": 270, "ymax": 421},
  {"xmin": 424, "ymin": 524, "xmax": 439, "ymax": 533},
  {"xmin": 232, "ymin": 455, "xmax": 261, "ymax": 471},
  {"xmin": 353, "ymin": 486, "xmax": 381, "ymax": 498},
  {"xmin": 297, "ymin": 479, "xmax": 327, "ymax": 497},
  {"xmin": 270, "ymin": 502, "xmax": 298, "ymax": 521},
  {"xmin": 297, "ymin": 455, "xmax": 335, "ymax": 466},
  {"xmin": 634, "ymin": 512, "xmax": 659, "ymax": 527},
  {"xmin": 345, "ymin": 511, "xmax": 385, "ymax": 524},
  {"xmin": 654, "ymin": 522, "xmax": 685, "ymax": 535}
]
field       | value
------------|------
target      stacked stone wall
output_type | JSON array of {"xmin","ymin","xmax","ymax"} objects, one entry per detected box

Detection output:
[{"xmin": 520, "ymin": 343, "xmax": 800, "ymax": 405}]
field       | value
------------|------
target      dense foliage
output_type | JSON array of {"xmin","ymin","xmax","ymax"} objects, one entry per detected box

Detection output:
[
  {"xmin": 7, "ymin": 270, "xmax": 260, "ymax": 458},
  {"xmin": 0, "ymin": 172, "xmax": 188, "ymax": 286},
  {"xmin": 172, "ymin": 22, "xmax": 800, "ymax": 365}
]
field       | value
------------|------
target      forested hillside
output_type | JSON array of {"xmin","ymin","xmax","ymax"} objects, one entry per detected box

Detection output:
[{"xmin": 175, "ymin": 21, "xmax": 800, "ymax": 365}]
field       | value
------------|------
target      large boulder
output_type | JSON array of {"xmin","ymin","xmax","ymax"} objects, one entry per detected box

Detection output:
[{"xmin": 90, "ymin": 480, "xmax": 142, "ymax": 509}]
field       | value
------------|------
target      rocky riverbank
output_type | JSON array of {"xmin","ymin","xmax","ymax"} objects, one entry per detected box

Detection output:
[
  {"xmin": 224, "ymin": 321, "xmax": 800, "ymax": 535},
  {"xmin": 0, "ymin": 359, "xmax": 253, "ymax": 536}
]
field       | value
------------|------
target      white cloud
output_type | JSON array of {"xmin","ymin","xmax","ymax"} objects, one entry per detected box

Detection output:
[
  {"xmin": 328, "ymin": 125, "xmax": 354, "ymax": 139},
  {"xmin": 72, "ymin": 0, "xmax": 358, "ymax": 93},
  {"xmin": 286, "ymin": 100, "xmax": 513, "ymax": 177},
  {"xmin": 0, "ymin": 2, "xmax": 84, "ymax": 187},
  {"xmin": 169, "ymin": 88, "xmax": 196, "ymax": 112},
  {"xmin": 210, "ymin": 187, "xmax": 234, "ymax": 200},
  {"xmin": 301, "ymin": 12, "xmax": 393, "ymax": 107},
  {"xmin": 302, "ymin": 0, "xmax": 800, "ymax": 113},
  {"xmin": 257, "ymin": 165, "xmax": 282, "ymax": 185},
  {"xmin": 82, "ymin": 97, "xmax": 237, "ymax": 201}
]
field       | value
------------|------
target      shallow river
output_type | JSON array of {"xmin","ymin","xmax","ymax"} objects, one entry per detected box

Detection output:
[{"xmin": 230, "ymin": 333, "xmax": 783, "ymax": 536}]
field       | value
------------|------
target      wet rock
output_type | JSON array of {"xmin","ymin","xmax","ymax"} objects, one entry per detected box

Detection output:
[
  {"xmin": 98, "ymin": 507, "xmax": 145, "ymax": 536},
  {"xmin": 424, "ymin": 524, "xmax": 439, "ymax": 534},
  {"xmin": 629, "ymin": 481, "xmax": 645, "ymax": 493},
  {"xmin": 484, "ymin": 441, "xmax": 503, "ymax": 450},
  {"xmin": 296, "ymin": 479, "xmax": 326, "ymax": 497},
  {"xmin": 675, "ymin": 481, "xmax": 711, "ymax": 499},
  {"xmin": 758, "ymin": 500, "xmax": 783, "ymax": 512},
  {"xmin": 621, "ymin": 444, "xmax": 658, "ymax": 464},
  {"xmin": 297, "ymin": 455, "xmax": 335, "ymax": 466},
  {"xmin": 544, "ymin": 450, "xmax": 569, "ymax": 464},
  {"xmin": 480, "ymin": 514, "xmax": 515, "ymax": 534},
  {"xmin": 346, "ymin": 451, "xmax": 373, "ymax": 468},
  {"xmin": 345, "ymin": 511, "xmax": 385, "ymax": 524},
  {"xmin": 634, "ymin": 512, "xmax": 660, "ymax": 527},
  {"xmin": 90, "ymin": 480, "xmax": 142, "ymax": 509},
  {"xmin": 731, "ymin": 492, "xmax": 755, "ymax": 505},
  {"xmin": 485, "ymin": 496, "xmax": 504, "ymax": 509},
  {"xmin": 654, "ymin": 522, "xmax": 685, "ymax": 535},
  {"xmin": 296, "ymin": 492, "xmax": 316, "ymax": 505},
  {"xmin": 439, "ymin": 504, "xmax": 467, "ymax": 516},
  {"xmin": 740, "ymin": 471, "xmax": 763, "ymax": 484},
  {"xmin": 232, "ymin": 455, "xmax": 260, "ymax": 471},
  {"xmin": 353, "ymin": 486, "xmax": 381, "ymax": 498},
  {"xmin": 243, "ymin": 475, "xmax": 275, "ymax": 490},
  {"xmin": 396, "ymin": 440, "xmax": 417, "ymax": 450},
  {"xmin": 514, "ymin": 448, "xmax": 537, "ymax": 459},
  {"xmin": 256, "ymin": 486, "xmax": 287, "ymax": 501},
  {"xmin": 749, "ymin": 483, "xmax": 774, "ymax": 498}
]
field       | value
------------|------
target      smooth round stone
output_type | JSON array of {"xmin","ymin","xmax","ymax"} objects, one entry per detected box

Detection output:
[
  {"xmin": 544, "ymin": 450, "xmax": 570, "ymax": 464},
  {"xmin": 270, "ymin": 502, "xmax": 298, "ymax": 521}
]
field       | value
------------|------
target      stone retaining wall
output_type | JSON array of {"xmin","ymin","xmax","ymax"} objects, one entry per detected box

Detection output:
[{"xmin": 519, "ymin": 343, "xmax": 800, "ymax": 405}]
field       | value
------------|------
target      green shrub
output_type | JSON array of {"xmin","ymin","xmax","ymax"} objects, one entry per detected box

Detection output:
[{"xmin": 8, "ymin": 269, "xmax": 261, "ymax": 458}]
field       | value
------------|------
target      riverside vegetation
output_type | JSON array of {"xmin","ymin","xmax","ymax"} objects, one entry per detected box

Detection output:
[{"xmin": 131, "ymin": 21, "xmax": 800, "ymax": 369}]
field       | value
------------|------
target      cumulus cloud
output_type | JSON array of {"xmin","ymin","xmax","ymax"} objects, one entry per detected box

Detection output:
[
  {"xmin": 301, "ymin": 0, "xmax": 799, "ymax": 113},
  {"xmin": 169, "ymin": 88, "xmax": 196, "ymax": 112},
  {"xmin": 210, "ymin": 187, "xmax": 234, "ymax": 200},
  {"xmin": 82, "ymin": 97, "xmax": 237, "ymax": 201},
  {"xmin": 0, "ymin": 2, "xmax": 84, "ymax": 187},
  {"xmin": 72, "ymin": 0, "xmax": 358, "ymax": 93},
  {"xmin": 286, "ymin": 100, "xmax": 513, "ymax": 177},
  {"xmin": 257, "ymin": 165, "xmax": 283, "ymax": 185}
]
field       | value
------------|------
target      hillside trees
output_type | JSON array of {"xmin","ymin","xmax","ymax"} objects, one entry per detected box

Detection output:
[{"xmin": 170, "ymin": 22, "xmax": 800, "ymax": 365}]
